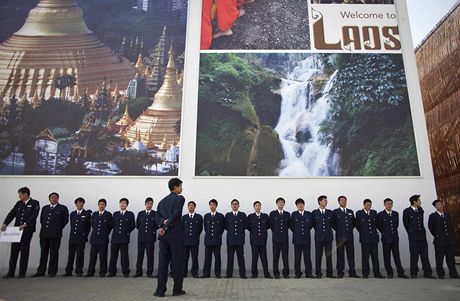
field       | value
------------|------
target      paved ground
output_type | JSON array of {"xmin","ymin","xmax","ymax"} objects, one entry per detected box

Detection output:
[
  {"xmin": 0, "ymin": 273, "xmax": 459, "ymax": 301},
  {"xmin": 211, "ymin": 0, "xmax": 310, "ymax": 50}
]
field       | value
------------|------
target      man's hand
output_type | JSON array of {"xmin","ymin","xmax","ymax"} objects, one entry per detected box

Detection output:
[
  {"xmin": 159, "ymin": 228, "xmax": 165, "ymax": 237},
  {"xmin": 19, "ymin": 224, "xmax": 27, "ymax": 231},
  {"xmin": 1, "ymin": 224, "xmax": 6, "ymax": 231},
  {"xmin": 163, "ymin": 219, "xmax": 168, "ymax": 225}
]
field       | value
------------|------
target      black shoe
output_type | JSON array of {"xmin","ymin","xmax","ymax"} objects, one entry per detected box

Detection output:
[
  {"xmin": 84, "ymin": 274, "xmax": 94, "ymax": 278},
  {"xmin": 387, "ymin": 274, "xmax": 393, "ymax": 279},
  {"xmin": 240, "ymin": 275, "xmax": 247, "ymax": 279},
  {"xmin": 16, "ymin": 274, "xmax": 26, "ymax": 279},
  {"xmin": 31, "ymin": 273, "xmax": 45, "ymax": 277},
  {"xmin": 201, "ymin": 275, "xmax": 210, "ymax": 278},
  {"xmin": 306, "ymin": 274, "xmax": 315, "ymax": 279},
  {"xmin": 48, "ymin": 274, "xmax": 56, "ymax": 278},
  {"xmin": 264, "ymin": 274, "xmax": 273, "ymax": 279},
  {"xmin": 283, "ymin": 275, "xmax": 290, "ymax": 279},
  {"xmin": 274, "ymin": 275, "xmax": 280, "ymax": 279},
  {"xmin": 349, "ymin": 274, "xmax": 361, "ymax": 278},
  {"xmin": 62, "ymin": 273, "xmax": 72, "ymax": 277},
  {"xmin": 172, "ymin": 290, "xmax": 186, "ymax": 296},
  {"xmin": 153, "ymin": 292, "xmax": 165, "ymax": 298},
  {"xmin": 374, "ymin": 274, "xmax": 385, "ymax": 279},
  {"xmin": 76, "ymin": 274, "xmax": 83, "ymax": 278},
  {"xmin": 183, "ymin": 274, "xmax": 188, "ymax": 278},
  {"xmin": 410, "ymin": 274, "xmax": 417, "ymax": 279},
  {"xmin": 250, "ymin": 275, "xmax": 258, "ymax": 279},
  {"xmin": 192, "ymin": 274, "xmax": 199, "ymax": 278},
  {"xmin": 398, "ymin": 274, "xmax": 409, "ymax": 279},
  {"xmin": 225, "ymin": 275, "xmax": 232, "ymax": 278},
  {"xmin": 107, "ymin": 274, "xmax": 116, "ymax": 277},
  {"xmin": 327, "ymin": 275, "xmax": 336, "ymax": 279},
  {"xmin": 337, "ymin": 274, "xmax": 344, "ymax": 279},
  {"xmin": 133, "ymin": 273, "xmax": 142, "ymax": 278},
  {"xmin": 147, "ymin": 274, "xmax": 153, "ymax": 278},
  {"xmin": 363, "ymin": 275, "xmax": 369, "ymax": 279},
  {"xmin": 3, "ymin": 274, "xmax": 14, "ymax": 279},
  {"xmin": 99, "ymin": 274, "xmax": 106, "ymax": 278},
  {"xmin": 424, "ymin": 275, "xmax": 436, "ymax": 279},
  {"xmin": 123, "ymin": 274, "xmax": 129, "ymax": 278},
  {"xmin": 294, "ymin": 274, "xmax": 301, "ymax": 279},
  {"xmin": 316, "ymin": 275, "xmax": 322, "ymax": 279},
  {"xmin": 450, "ymin": 275, "xmax": 459, "ymax": 279},
  {"xmin": 216, "ymin": 275, "xmax": 221, "ymax": 279},
  {"xmin": 438, "ymin": 275, "xmax": 445, "ymax": 279}
]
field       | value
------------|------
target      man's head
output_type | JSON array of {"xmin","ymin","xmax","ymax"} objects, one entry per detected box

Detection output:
[
  {"xmin": 209, "ymin": 199, "xmax": 218, "ymax": 212},
  {"xmin": 410, "ymin": 195, "xmax": 421, "ymax": 208},
  {"xmin": 145, "ymin": 197, "xmax": 153, "ymax": 211},
  {"xmin": 74, "ymin": 197, "xmax": 85, "ymax": 210},
  {"xmin": 49, "ymin": 192, "xmax": 59, "ymax": 205},
  {"xmin": 363, "ymin": 199, "xmax": 372, "ymax": 211},
  {"xmin": 18, "ymin": 187, "xmax": 30, "ymax": 201},
  {"xmin": 253, "ymin": 201, "xmax": 261, "ymax": 213},
  {"xmin": 295, "ymin": 198, "xmax": 305, "ymax": 211},
  {"xmin": 432, "ymin": 199, "xmax": 444, "ymax": 212},
  {"xmin": 119, "ymin": 198, "xmax": 129, "ymax": 210},
  {"xmin": 168, "ymin": 178, "xmax": 183, "ymax": 194},
  {"xmin": 383, "ymin": 198, "xmax": 393, "ymax": 211},
  {"xmin": 318, "ymin": 195, "xmax": 327, "ymax": 208},
  {"xmin": 338, "ymin": 195, "xmax": 347, "ymax": 208},
  {"xmin": 98, "ymin": 198, "xmax": 107, "ymax": 211},
  {"xmin": 231, "ymin": 199, "xmax": 239, "ymax": 212},
  {"xmin": 188, "ymin": 201, "xmax": 196, "ymax": 214},
  {"xmin": 276, "ymin": 197, "xmax": 285, "ymax": 210}
]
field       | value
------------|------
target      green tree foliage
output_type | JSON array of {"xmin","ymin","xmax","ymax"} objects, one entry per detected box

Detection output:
[
  {"xmin": 319, "ymin": 54, "xmax": 419, "ymax": 176},
  {"xmin": 114, "ymin": 150, "xmax": 148, "ymax": 175}
]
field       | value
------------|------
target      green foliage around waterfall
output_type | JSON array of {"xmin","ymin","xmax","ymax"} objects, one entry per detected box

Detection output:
[
  {"xmin": 196, "ymin": 53, "xmax": 283, "ymax": 176},
  {"xmin": 319, "ymin": 54, "xmax": 420, "ymax": 176}
]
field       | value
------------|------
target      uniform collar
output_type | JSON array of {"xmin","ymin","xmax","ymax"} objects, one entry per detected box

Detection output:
[{"xmin": 437, "ymin": 211, "xmax": 444, "ymax": 216}]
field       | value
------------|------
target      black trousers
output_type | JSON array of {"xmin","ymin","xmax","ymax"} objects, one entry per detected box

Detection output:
[
  {"xmin": 251, "ymin": 244, "xmax": 270, "ymax": 277},
  {"xmin": 109, "ymin": 243, "xmax": 130, "ymax": 275},
  {"xmin": 136, "ymin": 241, "xmax": 155, "ymax": 275},
  {"xmin": 315, "ymin": 241, "xmax": 333, "ymax": 276},
  {"xmin": 408, "ymin": 240, "xmax": 432, "ymax": 276},
  {"xmin": 434, "ymin": 244, "xmax": 458, "ymax": 278},
  {"xmin": 183, "ymin": 245, "xmax": 199, "ymax": 277},
  {"xmin": 273, "ymin": 242, "xmax": 289, "ymax": 277},
  {"xmin": 382, "ymin": 242, "xmax": 405, "ymax": 276},
  {"xmin": 7, "ymin": 230, "xmax": 33, "ymax": 276},
  {"xmin": 336, "ymin": 239, "xmax": 356, "ymax": 276},
  {"xmin": 37, "ymin": 237, "xmax": 61, "ymax": 275},
  {"xmin": 226, "ymin": 245, "xmax": 246, "ymax": 277},
  {"xmin": 155, "ymin": 238, "xmax": 184, "ymax": 295},
  {"xmin": 361, "ymin": 243, "xmax": 381, "ymax": 276},
  {"xmin": 87, "ymin": 243, "xmax": 108, "ymax": 276},
  {"xmin": 65, "ymin": 242, "xmax": 86, "ymax": 275},
  {"xmin": 202, "ymin": 245, "xmax": 221, "ymax": 277},
  {"xmin": 294, "ymin": 244, "xmax": 312, "ymax": 276}
]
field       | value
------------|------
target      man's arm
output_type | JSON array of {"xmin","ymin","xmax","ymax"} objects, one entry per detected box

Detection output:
[
  {"xmin": 1, "ymin": 202, "xmax": 18, "ymax": 230},
  {"xmin": 165, "ymin": 195, "xmax": 185, "ymax": 229}
]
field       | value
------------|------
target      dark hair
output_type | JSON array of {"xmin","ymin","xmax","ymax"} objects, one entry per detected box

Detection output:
[
  {"xmin": 383, "ymin": 198, "xmax": 393, "ymax": 204},
  {"xmin": 338, "ymin": 195, "xmax": 347, "ymax": 202},
  {"xmin": 295, "ymin": 198, "xmax": 305, "ymax": 205},
  {"xmin": 74, "ymin": 197, "xmax": 85, "ymax": 204},
  {"xmin": 317, "ymin": 195, "xmax": 327, "ymax": 204},
  {"xmin": 209, "ymin": 199, "xmax": 218, "ymax": 206},
  {"xmin": 145, "ymin": 197, "xmax": 153, "ymax": 204},
  {"xmin": 98, "ymin": 198, "xmax": 107, "ymax": 205},
  {"xmin": 49, "ymin": 192, "xmax": 59, "ymax": 199},
  {"xmin": 363, "ymin": 198, "xmax": 372, "ymax": 205},
  {"xmin": 188, "ymin": 201, "xmax": 196, "ymax": 207},
  {"xmin": 409, "ymin": 195, "xmax": 420, "ymax": 205},
  {"xmin": 168, "ymin": 177, "xmax": 183, "ymax": 191},
  {"xmin": 119, "ymin": 198, "xmax": 129, "ymax": 205},
  {"xmin": 253, "ymin": 201, "xmax": 261, "ymax": 207},
  {"xmin": 275, "ymin": 197, "xmax": 285, "ymax": 203},
  {"xmin": 231, "ymin": 199, "xmax": 239, "ymax": 205},
  {"xmin": 18, "ymin": 187, "xmax": 30, "ymax": 196},
  {"xmin": 432, "ymin": 199, "xmax": 442, "ymax": 206}
]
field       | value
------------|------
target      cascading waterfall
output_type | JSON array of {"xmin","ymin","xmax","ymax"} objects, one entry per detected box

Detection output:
[{"xmin": 274, "ymin": 55, "xmax": 340, "ymax": 176}]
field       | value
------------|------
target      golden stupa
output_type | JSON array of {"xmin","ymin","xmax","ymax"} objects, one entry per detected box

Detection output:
[
  {"xmin": 125, "ymin": 46, "xmax": 182, "ymax": 149},
  {"xmin": 0, "ymin": 0, "xmax": 134, "ymax": 99}
]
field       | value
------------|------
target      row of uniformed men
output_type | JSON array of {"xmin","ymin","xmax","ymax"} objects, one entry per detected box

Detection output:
[{"xmin": 1, "ymin": 188, "xmax": 458, "ymax": 280}]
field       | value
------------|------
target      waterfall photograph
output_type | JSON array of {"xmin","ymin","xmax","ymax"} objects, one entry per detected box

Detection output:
[{"xmin": 195, "ymin": 52, "xmax": 420, "ymax": 177}]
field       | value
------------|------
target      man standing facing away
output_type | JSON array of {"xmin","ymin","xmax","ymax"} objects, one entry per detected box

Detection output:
[
  {"xmin": 85, "ymin": 199, "xmax": 113, "ymax": 277},
  {"xmin": 108, "ymin": 198, "xmax": 135, "ymax": 277},
  {"xmin": 247, "ymin": 201, "xmax": 272, "ymax": 278},
  {"xmin": 428, "ymin": 199, "xmax": 459, "ymax": 279},
  {"xmin": 134, "ymin": 197, "xmax": 158, "ymax": 278},
  {"xmin": 63, "ymin": 197, "xmax": 92, "ymax": 277},
  {"xmin": 1, "ymin": 187, "xmax": 40, "ymax": 278},
  {"xmin": 377, "ymin": 198, "xmax": 408, "ymax": 279},
  {"xmin": 290, "ymin": 198, "xmax": 314, "ymax": 278},
  {"xmin": 356, "ymin": 199, "xmax": 385, "ymax": 279},
  {"xmin": 154, "ymin": 178, "xmax": 186, "ymax": 297},
  {"xmin": 202, "ymin": 199, "xmax": 225, "ymax": 278},
  {"xmin": 32, "ymin": 192, "xmax": 69, "ymax": 277},
  {"xmin": 269, "ymin": 197, "xmax": 290, "ymax": 279},
  {"xmin": 312, "ymin": 195, "xmax": 336, "ymax": 278},
  {"xmin": 403, "ymin": 195, "xmax": 435, "ymax": 279},
  {"xmin": 333, "ymin": 195, "xmax": 360, "ymax": 278},
  {"xmin": 183, "ymin": 201, "xmax": 203, "ymax": 278},
  {"xmin": 224, "ymin": 199, "xmax": 248, "ymax": 279}
]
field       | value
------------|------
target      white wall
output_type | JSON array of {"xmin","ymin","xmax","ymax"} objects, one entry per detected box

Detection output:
[{"xmin": 0, "ymin": 0, "xmax": 438, "ymax": 273}]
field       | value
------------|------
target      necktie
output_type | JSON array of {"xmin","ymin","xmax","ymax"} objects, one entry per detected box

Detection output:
[
  {"xmin": 367, "ymin": 211, "xmax": 369, "ymax": 216},
  {"xmin": 415, "ymin": 208, "xmax": 418, "ymax": 213},
  {"xmin": 321, "ymin": 210, "xmax": 324, "ymax": 215},
  {"xmin": 190, "ymin": 214, "xmax": 193, "ymax": 219},
  {"xmin": 389, "ymin": 212, "xmax": 392, "ymax": 217},
  {"xmin": 212, "ymin": 213, "xmax": 215, "ymax": 217},
  {"xmin": 234, "ymin": 212, "xmax": 237, "ymax": 217},
  {"xmin": 77, "ymin": 211, "xmax": 80, "ymax": 216},
  {"xmin": 147, "ymin": 211, "xmax": 150, "ymax": 215},
  {"xmin": 99, "ymin": 212, "xmax": 102, "ymax": 216},
  {"xmin": 301, "ymin": 212, "xmax": 303, "ymax": 217},
  {"xmin": 441, "ymin": 213, "xmax": 444, "ymax": 218}
]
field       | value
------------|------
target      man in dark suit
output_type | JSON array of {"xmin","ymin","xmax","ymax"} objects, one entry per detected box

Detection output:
[
  {"xmin": 377, "ymin": 198, "xmax": 408, "ymax": 279},
  {"xmin": 269, "ymin": 197, "xmax": 290, "ymax": 279},
  {"xmin": 1, "ymin": 187, "xmax": 40, "ymax": 278},
  {"xmin": 134, "ymin": 197, "xmax": 158, "ymax": 278},
  {"xmin": 356, "ymin": 199, "xmax": 385, "ymax": 279},
  {"xmin": 63, "ymin": 197, "xmax": 92, "ymax": 277},
  {"xmin": 183, "ymin": 201, "xmax": 203, "ymax": 278},
  {"xmin": 333, "ymin": 195, "xmax": 359, "ymax": 278},
  {"xmin": 224, "ymin": 199, "xmax": 248, "ymax": 279},
  {"xmin": 312, "ymin": 195, "xmax": 336, "ymax": 278},
  {"xmin": 154, "ymin": 178, "xmax": 186, "ymax": 297},
  {"xmin": 247, "ymin": 201, "xmax": 272, "ymax": 278},
  {"xmin": 290, "ymin": 198, "xmax": 314, "ymax": 278},
  {"xmin": 85, "ymin": 199, "xmax": 113, "ymax": 277},
  {"xmin": 403, "ymin": 195, "xmax": 435, "ymax": 279},
  {"xmin": 108, "ymin": 198, "xmax": 135, "ymax": 277},
  {"xmin": 202, "ymin": 199, "xmax": 225, "ymax": 278},
  {"xmin": 32, "ymin": 192, "xmax": 69, "ymax": 277},
  {"xmin": 428, "ymin": 199, "xmax": 459, "ymax": 279}
]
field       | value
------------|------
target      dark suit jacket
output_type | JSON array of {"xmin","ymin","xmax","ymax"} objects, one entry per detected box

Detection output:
[
  {"xmin": 333, "ymin": 208, "xmax": 355, "ymax": 241},
  {"xmin": 69, "ymin": 209, "xmax": 92, "ymax": 244},
  {"xmin": 290, "ymin": 211, "xmax": 313, "ymax": 245},
  {"xmin": 111, "ymin": 211, "xmax": 135, "ymax": 244},
  {"xmin": 203, "ymin": 212, "xmax": 225, "ymax": 246},
  {"xmin": 311, "ymin": 209, "xmax": 335, "ymax": 242},
  {"xmin": 269, "ymin": 210, "xmax": 290, "ymax": 243},
  {"xmin": 3, "ymin": 198, "xmax": 40, "ymax": 232},
  {"xmin": 90, "ymin": 211, "xmax": 113, "ymax": 244},
  {"xmin": 377, "ymin": 210, "xmax": 400, "ymax": 244},
  {"xmin": 247, "ymin": 212, "xmax": 270, "ymax": 246},
  {"xmin": 356, "ymin": 209, "xmax": 379, "ymax": 244},
  {"xmin": 155, "ymin": 192, "xmax": 185, "ymax": 240},
  {"xmin": 224, "ymin": 212, "xmax": 247, "ymax": 246},
  {"xmin": 403, "ymin": 207, "xmax": 427, "ymax": 241},
  {"xmin": 183, "ymin": 213, "xmax": 203, "ymax": 246},
  {"xmin": 428, "ymin": 212, "xmax": 455, "ymax": 246},
  {"xmin": 136, "ymin": 210, "xmax": 158, "ymax": 243},
  {"xmin": 39, "ymin": 203, "xmax": 69, "ymax": 238}
]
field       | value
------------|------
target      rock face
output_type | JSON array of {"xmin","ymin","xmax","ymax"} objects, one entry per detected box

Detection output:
[{"xmin": 0, "ymin": 0, "xmax": 134, "ymax": 99}]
